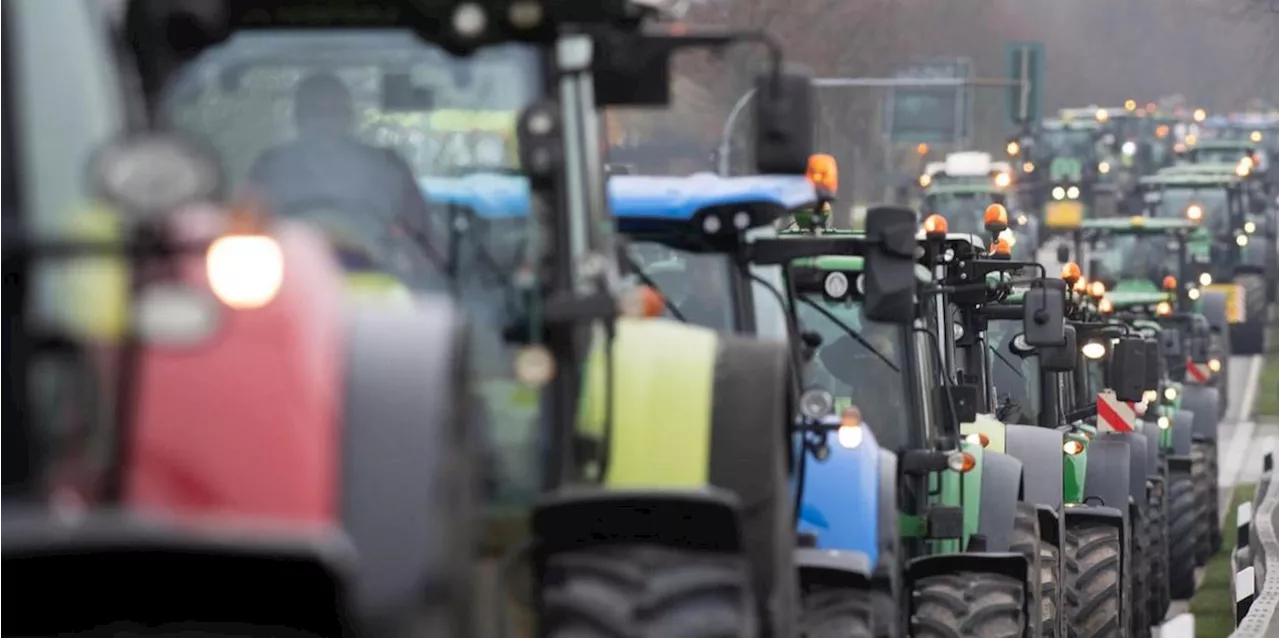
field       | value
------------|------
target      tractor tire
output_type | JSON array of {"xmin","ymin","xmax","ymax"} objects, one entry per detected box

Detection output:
[
  {"xmin": 542, "ymin": 543, "xmax": 757, "ymax": 638},
  {"xmin": 909, "ymin": 573, "xmax": 1025, "ymax": 638},
  {"xmin": 1203, "ymin": 443, "xmax": 1223, "ymax": 554},
  {"xmin": 1167, "ymin": 474, "xmax": 1199, "ymax": 600},
  {"xmin": 1129, "ymin": 509, "xmax": 1151, "ymax": 638},
  {"xmin": 1230, "ymin": 273, "xmax": 1268, "ymax": 355},
  {"xmin": 1191, "ymin": 445, "xmax": 1212, "ymax": 566},
  {"xmin": 869, "ymin": 590, "xmax": 899, "ymax": 638},
  {"xmin": 1146, "ymin": 487, "xmax": 1171, "ymax": 622},
  {"xmin": 1011, "ymin": 503, "xmax": 1053, "ymax": 636},
  {"xmin": 798, "ymin": 589, "xmax": 873, "ymax": 638},
  {"xmin": 1064, "ymin": 522, "xmax": 1124, "ymax": 638},
  {"xmin": 1039, "ymin": 544, "xmax": 1062, "ymax": 638}
]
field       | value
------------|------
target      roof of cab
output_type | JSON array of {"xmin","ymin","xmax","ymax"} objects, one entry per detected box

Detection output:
[
  {"xmin": 1140, "ymin": 170, "xmax": 1238, "ymax": 186},
  {"xmin": 419, "ymin": 173, "xmax": 819, "ymax": 219},
  {"xmin": 925, "ymin": 182, "xmax": 1004, "ymax": 196},
  {"xmin": 1192, "ymin": 139, "xmax": 1255, "ymax": 150},
  {"xmin": 609, "ymin": 174, "xmax": 818, "ymax": 219},
  {"xmin": 1079, "ymin": 217, "xmax": 1198, "ymax": 232},
  {"xmin": 1107, "ymin": 291, "xmax": 1170, "ymax": 308}
]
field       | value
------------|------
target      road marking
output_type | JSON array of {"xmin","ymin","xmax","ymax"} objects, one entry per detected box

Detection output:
[{"xmin": 1235, "ymin": 355, "xmax": 1264, "ymax": 423}]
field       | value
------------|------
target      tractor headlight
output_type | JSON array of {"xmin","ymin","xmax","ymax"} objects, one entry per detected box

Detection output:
[
  {"xmin": 1122, "ymin": 141, "xmax": 1137, "ymax": 156},
  {"xmin": 837, "ymin": 424, "xmax": 864, "ymax": 449},
  {"xmin": 1052, "ymin": 186, "xmax": 1066, "ymax": 200},
  {"xmin": 1157, "ymin": 416, "xmax": 1171, "ymax": 429},
  {"xmin": 1063, "ymin": 440, "xmax": 1085, "ymax": 455},
  {"xmin": 1237, "ymin": 234, "xmax": 1249, "ymax": 247},
  {"xmin": 1199, "ymin": 272, "xmax": 1213, "ymax": 286},
  {"xmin": 1098, "ymin": 161, "xmax": 1111, "ymax": 174},
  {"xmin": 1164, "ymin": 387, "xmax": 1178, "ymax": 401},
  {"xmin": 1067, "ymin": 186, "xmax": 1081, "ymax": 199},
  {"xmin": 824, "ymin": 272, "xmax": 850, "ymax": 298},
  {"xmin": 1208, "ymin": 358, "xmax": 1222, "ymax": 372},
  {"xmin": 1188, "ymin": 287, "xmax": 1201, "ymax": 300},
  {"xmin": 207, "ymin": 235, "xmax": 284, "ymax": 310},
  {"xmin": 1082, "ymin": 342, "xmax": 1107, "ymax": 359},
  {"xmin": 1245, "ymin": 221, "xmax": 1257, "ymax": 234}
]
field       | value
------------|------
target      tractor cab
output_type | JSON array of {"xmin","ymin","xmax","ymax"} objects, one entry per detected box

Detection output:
[
  {"xmin": 920, "ymin": 182, "xmax": 1037, "ymax": 258},
  {"xmin": 1138, "ymin": 170, "xmax": 1277, "ymax": 353},
  {"xmin": 1038, "ymin": 115, "xmax": 1116, "ymax": 233}
]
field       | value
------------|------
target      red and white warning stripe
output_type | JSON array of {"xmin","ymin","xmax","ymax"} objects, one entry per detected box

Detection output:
[
  {"xmin": 1097, "ymin": 390, "xmax": 1137, "ymax": 432},
  {"xmin": 1186, "ymin": 358, "xmax": 1212, "ymax": 384}
]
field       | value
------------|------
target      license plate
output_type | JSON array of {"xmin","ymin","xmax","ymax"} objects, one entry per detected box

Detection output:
[
  {"xmin": 1205, "ymin": 283, "xmax": 1244, "ymax": 323},
  {"xmin": 1045, "ymin": 202, "xmax": 1084, "ymax": 228}
]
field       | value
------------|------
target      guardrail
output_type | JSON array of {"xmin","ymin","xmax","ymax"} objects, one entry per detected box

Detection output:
[{"xmin": 1230, "ymin": 451, "xmax": 1278, "ymax": 637}]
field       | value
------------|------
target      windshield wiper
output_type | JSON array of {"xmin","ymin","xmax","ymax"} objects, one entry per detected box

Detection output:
[
  {"xmin": 618, "ymin": 249, "xmax": 687, "ymax": 322},
  {"xmin": 797, "ymin": 295, "xmax": 900, "ymax": 373}
]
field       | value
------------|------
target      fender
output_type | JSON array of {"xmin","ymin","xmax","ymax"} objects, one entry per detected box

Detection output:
[
  {"xmin": 1138, "ymin": 422, "xmax": 1162, "ymax": 479},
  {"xmin": 1180, "ymin": 384, "xmax": 1221, "ymax": 442},
  {"xmin": 793, "ymin": 548, "xmax": 872, "ymax": 589},
  {"xmin": 578, "ymin": 318, "xmax": 719, "ymax": 487},
  {"xmin": 977, "ymin": 451, "xmax": 1024, "ymax": 553},
  {"xmin": 129, "ymin": 221, "xmax": 347, "ymax": 523},
  {"xmin": 961, "ymin": 413, "xmax": 1008, "ymax": 452},
  {"xmin": 1169, "ymin": 409, "xmax": 1194, "ymax": 457},
  {"xmin": 797, "ymin": 426, "xmax": 880, "ymax": 568},
  {"xmin": 1237, "ymin": 240, "xmax": 1270, "ymax": 272},
  {"xmin": 1096, "ymin": 432, "xmax": 1149, "ymax": 506},
  {"xmin": 532, "ymin": 487, "xmax": 744, "ymax": 558},
  {"xmin": 874, "ymin": 449, "xmax": 901, "ymax": 579},
  {"xmin": 905, "ymin": 552, "xmax": 1029, "ymax": 610},
  {"xmin": 1081, "ymin": 438, "xmax": 1133, "ymax": 514},
  {"xmin": 1199, "ymin": 290, "xmax": 1229, "ymax": 336},
  {"xmin": 1005, "ymin": 425, "xmax": 1064, "ymax": 510}
]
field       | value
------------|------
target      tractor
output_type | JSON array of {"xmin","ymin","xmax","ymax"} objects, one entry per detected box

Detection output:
[
  {"xmin": 1035, "ymin": 117, "xmax": 1114, "ymax": 237},
  {"xmin": 87, "ymin": 1, "xmax": 826, "ymax": 636},
  {"xmin": 920, "ymin": 181, "xmax": 1038, "ymax": 259},
  {"xmin": 1136, "ymin": 169, "xmax": 1275, "ymax": 354}
]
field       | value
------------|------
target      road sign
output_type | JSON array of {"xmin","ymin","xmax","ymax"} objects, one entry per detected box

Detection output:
[
  {"xmin": 1005, "ymin": 42, "xmax": 1044, "ymax": 127},
  {"xmin": 1096, "ymin": 390, "xmax": 1136, "ymax": 433},
  {"xmin": 885, "ymin": 58, "xmax": 972, "ymax": 145}
]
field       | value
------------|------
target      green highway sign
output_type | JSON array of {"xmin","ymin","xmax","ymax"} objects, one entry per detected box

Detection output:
[{"xmin": 1005, "ymin": 41, "xmax": 1044, "ymax": 127}]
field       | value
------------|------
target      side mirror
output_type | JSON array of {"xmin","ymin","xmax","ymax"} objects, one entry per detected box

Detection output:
[
  {"xmin": 1161, "ymin": 327, "xmax": 1183, "ymax": 358},
  {"xmin": 1143, "ymin": 337, "xmax": 1161, "ymax": 392},
  {"xmin": 754, "ymin": 68, "xmax": 814, "ymax": 175},
  {"xmin": 1022, "ymin": 279, "xmax": 1067, "ymax": 346},
  {"xmin": 1040, "ymin": 325, "xmax": 1078, "ymax": 372},
  {"xmin": 1110, "ymin": 337, "xmax": 1147, "ymax": 402},
  {"xmin": 1056, "ymin": 244, "xmax": 1071, "ymax": 264},
  {"xmin": 862, "ymin": 205, "xmax": 918, "ymax": 323}
]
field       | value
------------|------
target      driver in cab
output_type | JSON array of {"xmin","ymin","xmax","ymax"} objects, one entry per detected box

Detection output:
[{"xmin": 247, "ymin": 72, "xmax": 440, "ymax": 257}]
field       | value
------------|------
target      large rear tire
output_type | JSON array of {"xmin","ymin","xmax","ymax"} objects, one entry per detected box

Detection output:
[
  {"xmin": 1129, "ymin": 509, "xmax": 1151, "ymax": 638},
  {"xmin": 910, "ymin": 573, "xmax": 1025, "ymax": 638},
  {"xmin": 542, "ymin": 544, "xmax": 757, "ymax": 638},
  {"xmin": 1011, "ymin": 503, "xmax": 1053, "ymax": 636},
  {"xmin": 1167, "ymin": 474, "xmax": 1199, "ymax": 600},
  {"xmin": 1190, "ymin": 446, "xmax": 1212, "ymax": 566},
  {"xmin": 1064, "ymin": 522, "xmax": 1124, "ymax": 638},
  {"xmin": 798, "ymin": 589, "xmax": 873, "ymax": 638},
  {"xmin": 1147, "ymin": 485, "xmax": 1171, "ymax": 622}
]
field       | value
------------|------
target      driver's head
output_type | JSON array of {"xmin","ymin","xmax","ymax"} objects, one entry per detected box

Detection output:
[{"xmin": 294, "ymin": 72, "xmax": 354, "ymax": 137}]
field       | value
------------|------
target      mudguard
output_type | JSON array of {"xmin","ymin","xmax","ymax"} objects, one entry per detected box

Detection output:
[
  {"xmin": 342, "ymin": 300, "xmax": 471, "ymax": 625},
  {"xmin": 794, "ymin": 548, "xmax": 872, "ymax": 585},
  {"xmin": 1169, "ymin": 409, "xmax": 1194, "ymax": 457},
  {"xmin": 874, "ymin": 449, "xmax": 901, "ymax": 579},
  {"xmin": 1081, "ymin": 438, "xmax": 1133, "ymax": 514},
  {"xmin": 1005, "ymin": 425, "xmax": 1065, "ymax": 510},
  {"xmin": 1180, "ymin": 384, "xmax": 1221, "ymax": 442},
  {"xmin": 1097, "ymin": 432, "xmax": 1149, "ymax": 506},
  {"xmin": 1199, "ymin": 289, "xmax": 1229, "ymax": 336},
  {"xmin": 2, "ymin": 511, "xmax": 355, "ymax": 636},
  {"xmin": 533, "ymin": 487, "xmax": 744, "ymax": 556},
  {"xmin": 977, "ymin": 451, "xmax": 1024, "ymax": 553},
  {"xmin": 1240, "ymin": 237, "xmax": 1271, "ymax": 272},
  {"xmin": 1138, "ymin": 423, "xmax": 1162, "ymax": 478},
  {"xmin": 904, "ymin": 552, "xmax": 1029, "ymax": 597},
  {"xmin": 797, "ymin": 427, "xmax": 881, "ymax": 568}
]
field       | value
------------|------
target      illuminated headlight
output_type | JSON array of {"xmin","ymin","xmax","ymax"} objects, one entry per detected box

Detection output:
[
  {"xmin": 1063, "ymin": 440, "xmax": 1085, "ymax": 455},
  {"xmin": 1208, "ymin": 358, "xmax": 1222, "ymax": 372},
  {"xmin": 1199, "ymin": 272, "xmax": 1213, "ymax": 286},
  {"xmin": 1067, "ymin": 186, "xmax": 1081, "ymax": 199},
  {"xmin": 1082, "ymin": 342, "xmax": 1107, "ymax": 359},
  {"xmin": 1245, "ymin": 221, "xmax": 1257, "ymax": 234},
  {"xmin": 953, "ymin": 322, "xmax": 965, "ymax": 340},
  {"xmin": 1186, "ymin": 204, "xmax": 1203, "ymax": 221},
  {"xmin": 1188, "ymin": 287, "xmax": 1201, "ymax": 300},
  {"xmin": 824, "ymin": 272, "xmax": 850, "ymax": 298},
  {"xmin": 1237, "ymin": 234, "xmax": 1249, "ymax": 246},
  {"xmin": 207, "ymin": 235, "xmax": 285, "ymax": 309},
  {"xmin": 919, "ymin": 174, "xmax": 932, "ymax": 187},
  {"xmin": 1157, "ymin": 416, "xmax": 1170, "ymax": 429},
  {"xmin": 837, "ymin": 424, "xmax": 864, "ymax": 449},
  {"xmin": 994, "ymin": 172, "xmax": 1012, "ymax": 188},
  {"xmin": 1164, "ymin": 387, "xmax": 1178, "ymax": 401},
  {"xmin": 1122, "ymin": 141, "xmax": 1137, "ymax": 156},
  {"xmin": 1143, "ymin": 390, "xmax": 1159, "ymax": 404},
  {"xmin": 1052, "ymin": 186, "xmax": 1066, "ymax": 200},
  {"xmin": 1098, "ymin": 161, "xmax": 1111, "ymax": 174},
  {"xmin": 1016, "ymin": 213, "xmax": 1028, "ymax": 226}
]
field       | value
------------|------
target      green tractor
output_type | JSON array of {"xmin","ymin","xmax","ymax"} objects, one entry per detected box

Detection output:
[
  {"xmin": 1035, "ymin": 117, "xmax": 1115, "ymax": 236},
  {"xmin": 920, "ymin": 182, "xmax": 1038, "ymax": 260},
  {"xmin": 1136, "ymin": 169, "xmax": 1274, "ymax": 354},
  {"xmin": 777, "ymin": 220, "xmax": 1048, "ymax": 637}
]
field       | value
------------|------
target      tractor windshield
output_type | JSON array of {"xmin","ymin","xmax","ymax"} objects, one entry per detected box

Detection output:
[
  {"xmin": 624, "ymin": 243, "xmax": 738, "ymax": 331},
  {"xmin": 1090, "ymin": 233, "xmax": 1181, "ymax": 286},
  {"xmin": 162, "ymin": 31, "xmax": 546, "ymax": 506},
  {"xmin": 987, "ymin": 318, "xmax": 1041, "ymax": 425},
  {"xmin": 1148, "ymin": 187, "xmax": 1230, "ymax": 232},
  {"xmin": 796, "ymin": 293, "xmax": 909, "ymax": 451},
  {"xmin": 1038, "ymin": 127, "xmax": 1095, "ymax": 160},
  {"xmin": 925, "ymin": 193, "xmax": 989, "ymax": 234}
]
